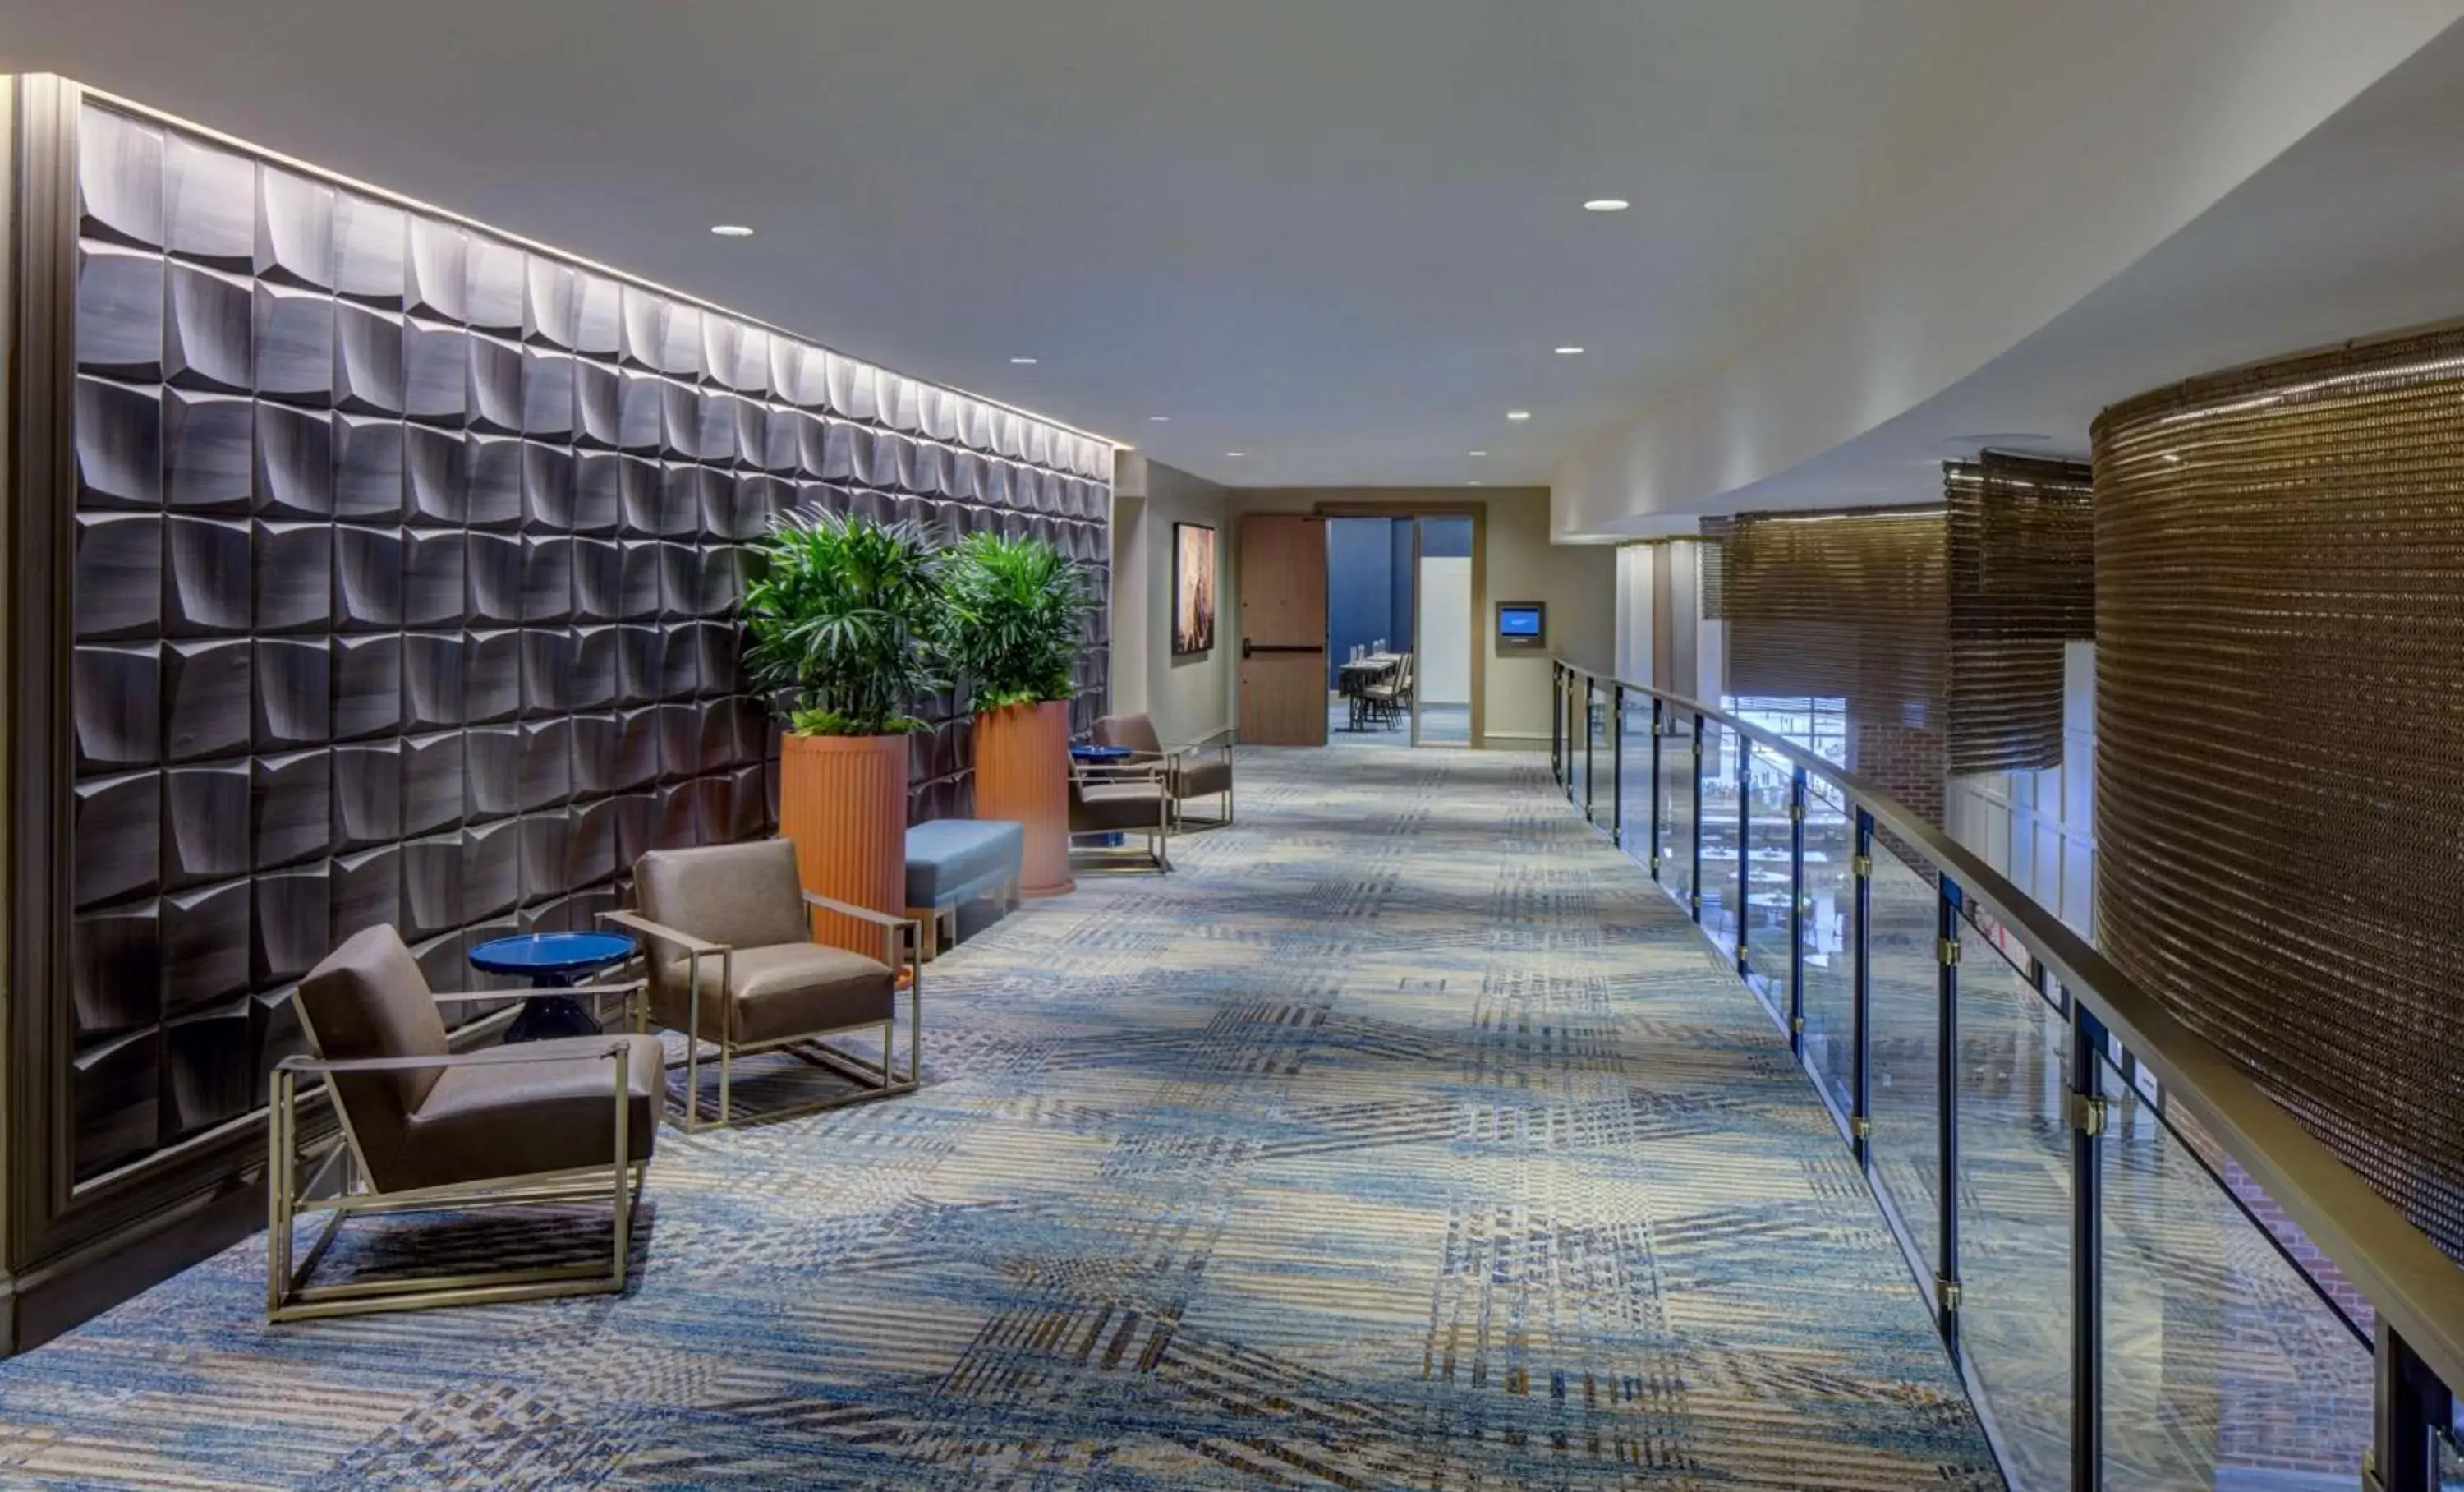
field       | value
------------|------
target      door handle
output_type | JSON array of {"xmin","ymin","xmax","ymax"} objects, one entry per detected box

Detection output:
[{"xmin": 1243, "ymin": 639, "xmax": 1325, "ymax": 659}]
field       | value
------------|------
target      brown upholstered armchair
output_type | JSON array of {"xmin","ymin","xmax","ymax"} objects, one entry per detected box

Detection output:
[
  {"xmin": 1092, "ymin": 712, "xmax": 1234, "ymax": 831},
  {"xmin": 1068, "ymin": 753, "xmax": 1175, "ymax": 874},
  {"xmin": 601, "ymin": 840, "xmax": 920, "ymax": 1131},
  {"xmin": 269, "ymin": 923, "xmax": 658, "ymax": 1322}
]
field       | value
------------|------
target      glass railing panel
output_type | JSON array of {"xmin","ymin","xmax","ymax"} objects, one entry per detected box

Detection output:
[
  {"xmin": 1951, "ymin": 915, "xmax": 2071, "ymax": 1492},
  {"xmin": 1662, "ymin": 713, "xmax": 1697, "ymax": 916},
  {"xmin": 1741, "ymin": 745, "xmax": 1793, "ymax": 1011},
  {"xmin": 1617, "ymin": 694, "xmax": 1654, "ymax": 859},
  {"xmin": 2442, "ymin": 1417, "xmax": 2464, "ymax": 1491},
  {"xmin": 1586, "ymin": 688, "xmax": 1611, "ymax": 829},
  {"xmin": 2100, "ymin": 1051, "xmax": 2374, "ymax": 1489},
  {"xmin": 1800, "ymin": 778, "xmax": 1855, "ymax": 1113},
  {"xmin": 1699, "ymin": 723, "xmax": 1741, "ymax": 959},
  {"xmin": 1864, "ymin": 840, "xmax": 1942, "ymax": 1290}
]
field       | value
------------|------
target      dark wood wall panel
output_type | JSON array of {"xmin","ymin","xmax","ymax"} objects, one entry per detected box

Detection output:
[{"xmin": 44, "ymin": 94, "xmax": 1110, "ymax": 1204}]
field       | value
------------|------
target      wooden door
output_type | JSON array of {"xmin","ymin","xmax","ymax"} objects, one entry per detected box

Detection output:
[{"xmin": 1238, "ymin": 514, "xmax": 1328, "ymax": 744}]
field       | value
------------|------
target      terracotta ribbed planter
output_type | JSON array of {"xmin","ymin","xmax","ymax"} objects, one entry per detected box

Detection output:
[
  {"xmin": 972, "ymin": 699, "xmax": 1073, "ymax": 897},
  {"xmin": 777, "ymin": 730, "xmax": 909, "ymax": 959}
]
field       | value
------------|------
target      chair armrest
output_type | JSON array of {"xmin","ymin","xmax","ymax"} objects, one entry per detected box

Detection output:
[
  {"xmin": 430, "ymin": 980, "xmax": 643, "ymax": 1006},
  {"xmin": 798, "ymin": 889, "xmax": 916, "ymax": 930},
  {"xmin": 1171, "ymin": 727, "xmax": 1235, "ymax": 754},
  {"xmin": 1075, "ymin": 759, "xmax": 1170, "ymax": 782},
  {"xmin": 600, "ymin": 909, "xmax": 726, "ymax": 957},
  {"xmin": 277, "ymin": 1042, "xmax": 632, "ymax": 1075}
]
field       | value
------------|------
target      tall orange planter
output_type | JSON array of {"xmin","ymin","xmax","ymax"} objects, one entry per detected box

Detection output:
[
  {"xmin": 972, "ymin": 699, "xmax": 1073, "ymax": 897},
  {"xmin": 777, "ymin": 731, "xmax": 909, "ymax": 959}
]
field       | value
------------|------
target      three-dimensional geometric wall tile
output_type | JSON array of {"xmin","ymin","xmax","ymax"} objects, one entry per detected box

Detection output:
[
  {"xmin": 74, "ymin": 643, "xmax": 161, "ymax": 772},
  {"xmin": 256, "ymin": 167, "xmax": 334, "ymax": 289},
  {"xmin": 163, "ymin": 763, "xmax": 251, "ymax": 888},
  {"xmin": 520, "ymin": 629, "xmax": 572, "ymax": 716},
  {"xmin": 252, "ymin": 522, "xmax": 331, "ymax": 633},
  {"xmin": 74, "ymin": 1031, "xmax": 159, "ymax": 1181},
  {"xmin": 164, "ymin": 133, "xmax": 254, "ymax": 268},
  {"xmin": 165, "ymin": 262, "xmax": 253, "ymax": 394},
  {"xmin": 255, "ymin": 403, "xmax": 333, "ymax": 518},
  {"xmin": 617, "ymin": 624, "xmax": 662, "ymax": 706},
  {"xmin": 402, "ymin": 318, "xmax": 467, "ymax": 424},
  {"xmin": 525, "ymin": 257, "xmax": 577, "ymax": 349},
  {"xmin": 726, "ymin": 764, "xmax": 768, "ymax": 840},
  {"xmin": 657, "ymin": 703, "xmax": 700, "ymax": 781},
  {"xmin": 660, "ymin": 304, "xmax": 703, "ymax": 383},
  {"xmin": 333, "ymin": 414, "xmax": 404, "ymax": 522},
  {"xmin": 407, "ymin": 219, "xmax": 467, "ymax": 325},
  {"xmin": 517, "ymin": 813, "xmax": 569, "ymax": 900},
  {"xmin": 464, "ymin": 532, "xmax": 519, "ymax": 626},
  {"xmin": 77, "ymin": 243, "xmax": 164, "ymax": 380},
  {"xmin": 618, "ymin": 543, "xmax": 663, "ymax": 621},
  {"xmin": 466, "ymin": 237, "xmax": 522, "ymax": 337},
  {"xmin": 73, "ymin": 900, "xmax": 162, "ymax": 1040},
  {"xmin": 694, "ymin": 391, "xmax": 737, "ymax": 465},
  {"xmin": 664, "ymin": 463, "xmax": 719, "ymax": 539},
  {"xmin": 692, "ymin": 622, "xmax": 739, "ymax": 697},
  {"xmin": 333, "ymin": 303, "xmax": 405, "ymax": 415},
  {"xmin": 824, "ymin": 353, "xmax": 876, "ymax": 422},
  {"xmin": 402, "ymin": 528, "xmax": 466, "ymax": 629},
  {"xmin": 163, "ymin": 877, "xmax": 251, "ymax": 1015},
  {"xmin": 332, "ymin": 739, "xmax": 402, "ymax": 848},
  {"xmin": 609, "ymin": 791, "xmax": 656, "ymax": 871},
  {"xmin": 464, "ymin": 629, "xmax": 522, "ymax": 724},
  {"xmin": 522, "ymin": 444, "xmax": 573, "ymax": 531},
  {"xmin": 697, "ymin": 547, "xmax": 744, "ymax": 616},
  {"xmin": 520, "ymin": 718, "xmax": 570, "ymax": 812},
  {"xmin": 163, "ymin": 637, "xmax": 251, "ymax": 762},
  {"xmin": 410, "ymin": 932, "xmax": 467, "ymax": 1002},
  {"xmin": 688, "ymin": 777, "xmax": 730, "ymax": 852},
  {"xmin": 468, "ymin": 334, "xmax": 521, "ymax": 434},
  {"xmin": 80, "ymin": 106, "xmax": 165, "ymax": 248},
  {"xmin": 254, "ymin": 283, "xmax": 332, "ymax": 404},
  {"xmin": 463, "ymin": 725, "xmax": 521, "ymax": 821},
  {"xmin": 462, "ymin": 820, "xmax": 520, "ymax": 922},
  {"xmin": 400, "ymin": 832, "xmax": 463, "ymax": 938},
  {"xmin": 333, "ymin": 633, "xmax": 402, "ymax": 742},
  {"xmin": 332, "ymin": 523, "xmax": 403, "ymax": 631},
  {"xmin": 331, "ymin": 844, "xmax": 402, "ymax": 945},
  {"xmin": 402, "ymin": 632, "xmax": 466, "ymax": 730},
  {"xmin": 568, "ymin": 797, "xmax": 619, "ymax": 888},
  {"xmin": 467, "ymin": 435, "xmax": 522, "ymax": 528},
  {"xmin": 569, "ymin": 625, "xmax": 618, "ymax": 711},
  {"xmin": 657, "ymin": 543, "xmax": 698, "ymax": 621},
  {"xmin": 401, "ymin": 730, "xmax": 462, "ymax": 837},
  {"xmin": 76, "ymin": 512, "xmax": 163, "ymax": 640},
  {"xmin": 521, "ymin": 536, "xmax": 572, "ymax": 624},
  {"xmin": 660, "ymin": 383, "xmax": 700, "ymax": 460},
  {"xmin": 655, "ymin": 782, "xmax": 697, "ymax": 850},
  {"xmin": 252, "ymin": 637, "xmax": 330, "ymax": 748},
  {"xmin": 252, "ymin": 863, "xmax": 331, "ymax": 986},
  {"xmin": 75, "ymin": 771, "xmax": 161, "ymax": 910},
  {"xmin": 405, "ymin": 423, "xmax": 467, "ymax": 525},
  {"xmin": 163, "ymin": 1000, "xmax": 254, "ymax": 1140},
  {"xmin": 660, "ymin": 619, "xmax": 701, "ymax": 698},
  {"xmin": 575, "ymin": 361, "xmax": 620, "ymax": 449},
  {"xmin": 332, "ymin": 192, "xmax": 404, "ymax": 307},
  {"xmin": 163, "ymin": 390, "xmax": 254, "ymax": 512},
  {"xmin": 614, "ymin": 707, "xmax": 661, "ymax": 791},
  {"xmin": 574, "ymin": 273, "xmax": 620, "ymax": 359},
  {"xmin": 251, "ymin": 749, "xmax": 331, "ymax": 870},
  {"xmin": 251, "ymin": 989, "xmax": 305, "ymax": 1094},
  {"xmin": 572, "ymin": 539, "xmax": 622, "ymax": 623},
  {"xmin": 573, "ymin": 453, "xmax": 621, "ymax": 535},
  {"xmin": 75, "ymin": 376, "xmax": 164, "ymax": 509},
  {"xmin": 618, "ymin": 286, "xmax": 664, "ymax": 372},
  {"xmin": 618, "ymin": 371, "xmax": 664, "ymax": 454}
]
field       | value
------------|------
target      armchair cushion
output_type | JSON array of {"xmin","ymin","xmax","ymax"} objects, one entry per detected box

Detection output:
[
  {"xmin": 1072, "ymin": 781, "xmax": 1170, "ymax": 834},
  {"xmin": 1173, "ymin": 758, "xmax": 1233, "ymax": 800},
  {"xmin": 656, "ymin": 944, "xmax": 895, "ymax": 1045},
  {"xmin": 296, "ymin": 924, "xmax": 455, "ymax": 1184},
  {"xmin": 636, "ymin": 841, "xmax": 811, "ymax": 954},
  {"xmin": 398, "ymin": 1033, "xmax": 664, "ymax": 1191},
  {"xmin": 1092, "ymin": 713, "xmax": 1166, "ymax": 757}
]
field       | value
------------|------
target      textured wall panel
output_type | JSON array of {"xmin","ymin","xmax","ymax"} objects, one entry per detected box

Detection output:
[
  {"xmin": 59, "ymin": 97, "xmax": 1110, "ymax": 1182},
  {"xmin": 1944, "ymin": 453, "xmax": 2094, "ymax": 776},
  {"xmin": 2096, "ymin": 328, "xmax": 2464, "ymax": 1262}
]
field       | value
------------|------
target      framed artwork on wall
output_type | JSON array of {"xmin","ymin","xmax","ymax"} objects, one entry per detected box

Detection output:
[{"xmin": 1174, "ymin": 522, "xmax": 1217, "ymax": 655}]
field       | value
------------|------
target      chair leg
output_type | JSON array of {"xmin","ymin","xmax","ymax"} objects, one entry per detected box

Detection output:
[{"xmin": 718, "ymin": 1042, "xmax": 733, "ymax": 1128}]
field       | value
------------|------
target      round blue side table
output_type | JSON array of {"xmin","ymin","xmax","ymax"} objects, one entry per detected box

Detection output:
[
  {"xmin": 468, "ymin": 931, "xmax": 641, "ymax": 1043},
  {"xmin": 1069, "ymin": 744, "xmax": 1134, "ymax": 846}
]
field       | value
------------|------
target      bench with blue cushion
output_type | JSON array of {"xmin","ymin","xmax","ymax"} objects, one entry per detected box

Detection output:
[{"xmin": 903, "ymin": 818, "xmax": 1025, "ymax": 958}]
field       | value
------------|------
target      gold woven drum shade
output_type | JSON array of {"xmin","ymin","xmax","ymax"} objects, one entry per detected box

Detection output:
[
  {"xmin": 2096, "ymin": 327, "xmax": 2464, "ymax": 1261},
  {"xmin": 1945, "ymin": 453, "xmax": 2095, "ymax": 775}
]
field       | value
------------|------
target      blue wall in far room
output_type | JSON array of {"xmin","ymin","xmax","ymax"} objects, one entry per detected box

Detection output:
[{"xmin": 1328, "ymin": 518, "xmax": 1399, "ymax": 687}]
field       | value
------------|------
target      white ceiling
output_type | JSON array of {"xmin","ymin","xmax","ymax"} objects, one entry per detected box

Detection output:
[
  {"xmin": 0, "ymin": 0, "xmax": 2126, "ymax": 487},
  {"xmin": 6, "ymin": 2, "xmax": 2461, "ymax": 513}
]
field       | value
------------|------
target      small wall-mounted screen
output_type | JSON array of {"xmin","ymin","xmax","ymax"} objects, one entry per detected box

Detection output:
[{"xmin": 1497, "ymin": 605, "xmax": 1543, "ymax": 638}]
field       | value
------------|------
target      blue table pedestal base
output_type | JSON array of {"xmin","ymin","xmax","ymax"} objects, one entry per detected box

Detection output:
[{"xmin": 504, "ymin": 994, "xmax": 602, "ymax": 1043}]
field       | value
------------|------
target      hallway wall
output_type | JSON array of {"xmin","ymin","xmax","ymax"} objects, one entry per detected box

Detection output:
[{"xmin": 1126, "ymin": 458, "xmax": 1231, "ymax": 746}]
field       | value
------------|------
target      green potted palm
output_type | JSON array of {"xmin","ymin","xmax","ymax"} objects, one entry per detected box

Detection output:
[
  {"xmin": 742, "ymin": 508, "xmax": 943, "ymax": 951},
  {"xmin": 940, "ymin": 531, "xmax": 1092, "ymax": 896}
]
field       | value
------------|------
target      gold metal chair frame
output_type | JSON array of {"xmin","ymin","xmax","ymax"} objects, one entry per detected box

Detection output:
[
  {"xmin": 268, "ymin": 983, "xmax": 649, "ymax": 1323},
  {"xmin": 1069, "ymin": 758, "xmax": 1175, "ymax": 874},
  {"xmin": 600, "ymin": 890, "xmax": 922, "ymax": 1131},
  {"xmin": 1141, "ymin": 727, "xmax": 1235, "ymax": 834}
]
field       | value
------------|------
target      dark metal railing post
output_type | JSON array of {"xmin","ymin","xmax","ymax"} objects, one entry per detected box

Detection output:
[
  {"xmin": 1583, "ymin": 678, "xmax": 1597, "ymax": 822},
  {"xmin": 1937, "ymin": 874, "xmax": 1964, "ymax": 1360},
  {"xmin": 1735, "ymin": 741, "xmax": 1751, "ymax": 977},
  {"xmin": 1648, "ymin": 697, "xmax": 1665, "ymax": 882},
  {"xmin": 2071, "ymin": 992, "xmax": 2108, "ymax": 1491},
  {"xmin": 1610, "ymin": 684, "xmax": 1625, "ymax": 847},
  {"xmin": 1788, "ymin": 765, "xmax": 1806, "ymax": 1057},
  {"xmin": 1850, "ymin": 808, "xmax": 1873, "ymax": 1167},
  {"xmin": 1689, "ymin": 715, "xmax": 1704, "ymax": 924},
  {"xmin": 1551, "ymin": 664, "xmax": 1563, "ymax": 787},
  {"xmin": 2370, "ymin": 1325, "xmax": 2452, "ymax": 1491}
]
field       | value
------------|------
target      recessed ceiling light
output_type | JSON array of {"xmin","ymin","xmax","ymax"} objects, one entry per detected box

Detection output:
[
  {"xmin": 1554, "ymin": 347, "xmax": 1585, "ymax": 356},
  {"xmin": 1468, "ymin": 481, "xmax": 1485, "ymax": 486},
  {"xmin": 1506, "ymin": 411, "xmax": 1532, "ymax": 421},
  {"xmin": 1583, "ymin": 198, "xmax": 1630, "ymax": 213},
  {"xmin": 709, "ymin": 223, "xmax": 755, "ymax": 237},
  {"xmin": 1225, "ymin": 451, "xmax": 1246, "ymax": 458},
  {"xmin": 1149, "ymin": 415, "xmax": 1170, "ymax": 423},
  {"xmin": 1009, "ymin": 357, "xmax": 1038, "ymax": 365},
  {"xmin": 1468, "ymin": 449, "xmax": 1488, "ymax": 457}
]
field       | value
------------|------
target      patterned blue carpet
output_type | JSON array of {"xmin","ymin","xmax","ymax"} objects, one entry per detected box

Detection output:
[{"xmin": 0, "ymin": 745, "xmax": 1995, "ymax": 1488}]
